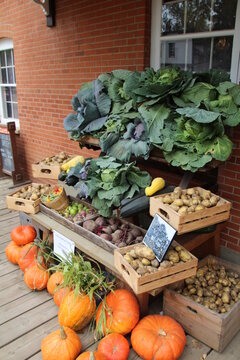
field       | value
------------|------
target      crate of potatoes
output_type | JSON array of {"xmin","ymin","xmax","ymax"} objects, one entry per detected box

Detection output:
[
  {"xmin": 163, "ymin": 255, "xmax": 240, "ymax": 352},
  {"xmin": 32, "ymin": 152, "xmax": 73, "ymax": 179},
  {"xmin": 150, "ymin": 187, "xmax": 231, "ymax": 234},
  {"xmin": 6, "ymin": 183, "xmax": 51, "ymax": 214},
  {"xmin": 114, "ymin": 242, "xmax": 198, "ymax": 294}
]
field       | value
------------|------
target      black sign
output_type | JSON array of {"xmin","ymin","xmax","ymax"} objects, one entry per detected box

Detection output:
[{"xmin": 0, "ymin": 133, "xmax": 14, "ymax": 174}]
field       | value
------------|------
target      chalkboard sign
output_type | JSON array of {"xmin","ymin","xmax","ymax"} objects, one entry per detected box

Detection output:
[{"xmin": 0, "ymin": 132, "xmax": 14, "ymax": 174}]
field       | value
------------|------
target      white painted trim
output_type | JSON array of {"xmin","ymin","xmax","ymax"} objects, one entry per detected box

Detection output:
[
  {"xmin": 231, "ymin": 0, "xmax": 240, "ymax": 83},
  {"xmin": 0, "ymin": 38, "xmax": 13, "ymax": 51},
  {"xmin": 159, "ymin": 29, "xmax": 234, "ymax": 41},
  {"xmin": 150, "ymin": 0, "xmax": 161, "ymax": 70}
]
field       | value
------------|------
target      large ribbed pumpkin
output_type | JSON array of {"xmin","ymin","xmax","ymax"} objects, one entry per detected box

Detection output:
[
  {"xmin": 98, "ymin": 333, "xmax": 129, "ymax": 360},
  {"xmin": 76, "ymin": 351, "xmax": 106, "ymax": 360},
  {"xmin": 41, "ymin": 326, "xmax": 82, "ymax": 360},
  {"xmin": 54, "ymin": 286, "xmax": 71, "ymax": 307},
  {"xmin": 131, "ymin": 315, "xmax": 186, "ymax": 360},
  {"xmin": 5, "ymin": 241, "xmax": 22, "ymax": 264},
  {"xmin": 11, "ymin": 225, "xmax": 36, "ymax": 246},
  {"xmin": 96, "ymin": 289, "xmax": 139, "ymax": 335},
  {"xmin": 58, "ymin": 290, "xmax": 96, "ymax": 331},
  {"xmin": 47, "ymin": 271, "xmax": 64, "ymax": 295},
  {"xmin": 24, "ymin": 263, "xmax": 48, "ymax": 290},
  {"xmin": 18, "ymin": 243, "xmax": 38, "ymax": 272}
]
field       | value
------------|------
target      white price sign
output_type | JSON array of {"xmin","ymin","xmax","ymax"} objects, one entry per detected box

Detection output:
[{"xmin": 53, "ymin": 230, "xmax": 75, "ymax": 260}]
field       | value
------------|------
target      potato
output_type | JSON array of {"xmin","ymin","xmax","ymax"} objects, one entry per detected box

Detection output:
[
  {"xmin": 134, "ymin": 246, "xmax": 155, "ymax": 260},
  {"xmin": 142, "ymin": 258, "xmax": 151, "ymax": 266},
  {"xmin": 173, "ymin": 199, "xmax": 183, "ymax": 207},
  {"xmin": 146, "ymin": 266, "xmax": 158, "ymax": 273},
  {"xmin": 124, "ymin": 254, "xmax": 133, "ymax": 263},
  {"xmin": 197, "ymin": 288, "xmax": 203, "ymax": 297},
  {"xmin": 136, "ymin": 266, "xmax": 148, "ymax": 276},
  {"xmin": 185, "ymin": 277, "xmax": 195, "ymax": 285},
  {"xmin": 151, "ymin": 259, "xmax": 159, "ymax": 268},
  {"xmin": 201, "ymin": 200, "xmax": 211, "ymax": 208},
  {"xmin": 195, "ymin": 204, "xmax": 205, "ymax": 211},
  {"xmin": 210, "ymin": 196, "xmax": 218, "ymax": 206},
  {"xmin": 178, "ymin": 206, "xmax": 188, "ymax": 216},
  {"xmin": 170, "ymin": 204, "xmax": 179, "ymax": 212},
  {"xmin": 160, "ymin": 260, "xmax": 171, "ymax": 269},
  {"xmin": 186, "ymin": 188, "xmax": 195, "ymax": 196},
  {"xmin": 175, "ymin": 245, "xmax": 182, "ymax": 252},
  {"xmin": 222, "ymin": 292, "xmax": 230, "ymax": 304},
  {"xmin": 129, "ymin": 249, "xmax": 137, "ymax": 258},
  {"xmin": 179, "ymin": 250, "xmax": 191, "ymax": 262},
  {"xmin": 167, "ymin": 250, "xmax": 179, "ymax": 263},
  {"xmin": 163, "ymin": 195, "xmax": 172, "ymax": 204}
]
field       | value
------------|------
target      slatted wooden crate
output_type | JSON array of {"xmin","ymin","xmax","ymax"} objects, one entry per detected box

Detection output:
[
  {"xmin": 150, "ymin": 187, "xmax": 231, "ymax": 234},
  {"xmin": 32, "ymin": 154, "xmax": 73, "ymax": 179},
  {"xmin": 163, "ymin": 255, "xmax": 240, "ymax": 352},
  {"xmin": 6, "ymin": 183, "xmax": 43, "ymax": 214},
  {"xmin": 114, "ymin": 241, "xmax": 198, "ymax": 294}
]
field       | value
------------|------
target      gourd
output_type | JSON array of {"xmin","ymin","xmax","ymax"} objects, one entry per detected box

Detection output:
[
  {"xmin": 41, "ymin": 326, "xmax": 82, "ymax": 360},
  {"xmin": 98, "ymin": 333, "xmax": 129, "ymax": 360},
  {"xmin": 58, "ymin": 290, "xmax": 96, "ymax": 331},
  {"xmin": 18, "ymin": 243, "xmax": 39, "ymax": 272},
  {"xmin": 95, "ymin": 289, "xmax": 139, "ymax": 336},
  {"xmin": 11, "ymin": 225, "xmax": 36, "ymax": 246},
  {"xmin": 76, "ymin": 352, "xmax": 106, "ymax": 360},
  {"xmin": 145, "ymin": 177, "xmax": 165, "ymax": 197},
  {"xmin": 131, "ymin": 315, "xmax": 186, "ymax": 360},
  {"xmin": 24, "ymin": 263, "xmax": 48, "ymax": 290},
  {"xmin": 47, "ymin": 271, "xmax": 64, "ymax": 295},
  {"xmin": 61, "ymin": 156, "xmax": 85, "ymax": 171},
  {"xmin": 53, "ymin": 286, "xmax": 71, "ymax": 307},
  {"xmin": 5, "ymin": 241, "xmax": 22, "ymax": 264}
]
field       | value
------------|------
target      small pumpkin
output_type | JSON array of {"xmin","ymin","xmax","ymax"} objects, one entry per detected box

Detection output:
[
  {"xmin": 47, "ymin": 271, "xmax": 64, "ymax": 295},
  {"xmin": 58, "ymin": 290, "xmax": 96, "ymax": 331},
  {"xmin": 5, "ymin": 241, "xmax": 22, "ymax": 264},
  {"xmin": 76, "ymin": 351, "xmax": 106, "ymax": 360},
  {"xmin": 131, "ymin": 315, "xmax": 186, "ymax": 360},
  {"xmin": 18, "ymin": 243, "xmax": 39, "ymax": 272},
  {"xmin": 24, "ymin": 263, "xmax": 48, "ymax": 290},
  {"xmin": 54, "ymin": 286, "xmax": 71, "ymax": 307},
  {"xmin": 96, "ymin": 289, "xmax": 139, "ymax": 336},
  {"xmin": 11, "ymin": 225, "xmax": 36, "ymax": 246},
  {"xmin": 98, "ymin": 333, "xmax": 129, "ymax": 360},
  {"xmin": 41, "ymin": 326, "xmax": 82, "ymax": 360}
]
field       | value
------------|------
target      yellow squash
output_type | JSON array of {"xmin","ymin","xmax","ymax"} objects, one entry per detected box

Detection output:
[
  {"xmin": 145, "ymin": 177, "xmax": 165, "ymax": 197},
  {"xmin": 61, "ymin": 156, "xmax": 85, "ymax": 171}
]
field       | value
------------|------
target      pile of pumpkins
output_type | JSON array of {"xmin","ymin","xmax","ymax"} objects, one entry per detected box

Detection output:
[{"xmin": 6, "ymin": 225, "xmax": 187, "ymax": 360}]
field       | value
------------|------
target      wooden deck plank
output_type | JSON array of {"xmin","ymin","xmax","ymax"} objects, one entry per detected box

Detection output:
[
  {"xmin": 180, "ymin": 336, "xmax": 211, "ymax": 360},
  {"xmin": 0, "ymin": 261, "xmax": 18, "ymax": 277},
  {"xmin": 0, "ymin": 282, "xmax": 31, "ymax": 307},
  {"xmin": 206, "ymin": 330, "xmax": 240, "ymax": 360},
  {"xmin": 0, "ymin": 290, "xmax": 52, "ymax": 325},
  {"xmin": 0, "ymin": 316, "xmax": 59, "ymax": 359},
  {"xmin": 0, "ymin": 234, "xmax": 11, "ymax": 244},
  {"xmin": 0, "ymin": 268, "xmax": 24, "ymax": 290},
  {"xmin": 0, "ymin": 300, "xmax": 58, "ymax": 348}
]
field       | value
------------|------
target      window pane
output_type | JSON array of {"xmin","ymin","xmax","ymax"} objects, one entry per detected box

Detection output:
[
  {"xmin": 1, "ymin": 68, "xmax": 7, "ymax": 83},
  {"xmin": 213, "ymin": 0, "xmax": 238, "ymax": 31},
  {"xmin": 3, "ymin": 87, "xmax": 11, "ymax": 102},
  {"xmin": 162, "ymin": 1, "xmax": 184, "ymax": 36},
  {"xmin": 0, "ymin": 51, "xmax": 5, "ymax": 67},
  {"xmin": 161, "ymin": 40, "xmax": 186, "ymax": 70},
  {"xmin": 6, "ymin": 50, "xmax": 12, "ymax": 66},
  {"xmin": 11, "ymin": 87, "xmax": 17, "ymax": 102},
  {"xmin": 13, "ymin": 103, "xmax": 19, "ymax": 119},
  {"xmin": 6, "ymin": 102, "xmax": 12, "ymax": 118},
  {"xmin": 7, "ymin": 67, "xmax": 14, "ymax": 83},
  {"xmin": 187, "ymin": 0, "xmax": 211, "ymax": 33},
  {"xmin": 187, "ymin": 38, "xmax": 211, "ymax": 72},
  {"xmin": 212, "ymin": 36, "xmax": 233, "ymax": 71}
]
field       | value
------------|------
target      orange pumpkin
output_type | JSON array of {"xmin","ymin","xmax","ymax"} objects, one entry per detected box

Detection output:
[
  {"xmin": 18, "ymin": 243, "xmax": 38, "ymax": 272},
  {"xmin": 98, "ymin": 333, "xmax": 129, "ymax": 360},
  {"xmin": 11, "ymin": 225, "xmax": 36, "ymax": 246},
  {"xmin": 96, "ymin": 289, "xmax": 139, "ymax": 335},
  {"xmin": 41, "ymin": 326, "xmax": 82, "ymax": 360},
  {"xmin": 54, "ymin": 286, "xmax": 71, "ymax": 307},
  {"xmin": 58, "ymin": 290, "xmax": 96, "ymax": 331},
  {"xmin": 47, "ymin": 271, "xmax": 64, "ymax": 295},
  {"xmin": 24, "ymin": 263, "xmax": 48, "ymax": 290},
  {"xmin": 76, "ymin": 351, "xmax": 106, "ymax": 360},
  {"xmin": 131, "ymin": 315, "xmax": 186, "ymax": 360},
  {"xmin": 5, "ymin": 241, "xmax": 22, "ymax": 264}
]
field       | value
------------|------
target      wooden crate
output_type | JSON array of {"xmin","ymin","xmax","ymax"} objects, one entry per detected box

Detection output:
[
  {"xmin": 74, "ymin": 219, "xmax": 146, "ymax": 254},
  {"xmin": 6, "ymin": 183, "xmax": 43, "ymax": 214},
  {"xmin": 40, "ymin": 196, "xmax": 97, "ymax": 231},
  {"xmin": 163, "ymin": 255, "xmax": 240, "ymax": 352},
  {"xmin": 150, "ymin": 187, "xmax": 231, "ymax": 234},
  {"xmin": 32, "ymin": 154, "xmax": 73, "ymax": 179},
  {"xmin": 114, "ymin": 241, "xmax": 198, "ymax": 294}
]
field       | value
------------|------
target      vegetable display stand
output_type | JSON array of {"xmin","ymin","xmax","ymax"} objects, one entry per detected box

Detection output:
[
  {"xmin": 6, "ymin": 183, "xmax": 48, "ymax": 214},
  {"xmin": 163, "ymin": 255, "xmax": 240, "ymax": 352},
  {"xmin": 114, "ymin": 242, "xmax": 198, "ymax": 294},
  {"xmin": 150, "ymin": 187, "xmax": 231, "ymax": 234}
]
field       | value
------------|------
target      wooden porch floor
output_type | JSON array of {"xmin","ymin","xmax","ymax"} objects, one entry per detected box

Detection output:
[{"xmin": 0, "ymin": 177, "xmax": 239, "ymax": 359}]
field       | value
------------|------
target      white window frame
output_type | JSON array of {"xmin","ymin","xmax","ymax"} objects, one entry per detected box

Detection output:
[
  {"xmin": 0, "ymin": 38, "xmax": 19, "ymax": 129},
  {"xmin": 151, "ymin": 0, "xmax": 240, "ymax": 84}
]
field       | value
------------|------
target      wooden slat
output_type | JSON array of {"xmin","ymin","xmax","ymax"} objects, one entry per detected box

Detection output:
[
  {"xmin": 0, "ymin": 290, "xmax": 52, "ymax": 325},
  {"xmin": 0, "ymin": 269, "xmax": 24, "ymax": 290},
  {"xmin": 0, "ymin": 300, "xmax": 58, "ymax": 347},
  {"xmin": 0, "ymin": 282, "xmax": 31, "ymax": 307},
  {"xmin": 0, "ymin": 261, "xmax": 18, "ymax": 277},
  {"xmin": 179, "ymin": 336, "xmax": 211, "ymax": 359}
]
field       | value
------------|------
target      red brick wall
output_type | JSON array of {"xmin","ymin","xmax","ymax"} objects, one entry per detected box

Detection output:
[
  {"xmin": 218, "ymin": 127, "xmax": 240, "ymax": 253},
  {"xmin": 0, "ymin": 0, "xmax": 151, "ymax": 177}
]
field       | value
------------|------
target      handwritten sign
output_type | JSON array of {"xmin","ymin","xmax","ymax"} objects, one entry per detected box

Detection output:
[
  {"xmin": 53, "ymin": 230, "xmax": 75, "ymax": 260},
  {"xmin": 143, "ymin": 214, "xmax": 176, "ymax": 262}
]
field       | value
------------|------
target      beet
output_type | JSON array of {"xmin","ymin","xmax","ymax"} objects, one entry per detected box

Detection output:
[
  {"xmin": 125, "ymin": 233, "xmax": 134, "ymax": 245},
  {"xmin": 118, "ymin": 242, "xmax": 127, "ymax": 248},
  {"xmin": 112, "ymin": 229, "xmax": 124, "ymax": 243},
  {"xmin": 100, "ymin": 233, "xmax": 112, "ymax": 241},
  {"xmin": 83, "ymin": 220, "xmax": 98, "ymax": 233},
  {"xmin": 95, "ymin": 217, "xmax": 107, "ymax": 226},
  {"xmin": 102, "ymin": 226, "xmax": 112, "ymax": 234},
  {"xmin": 135, "ymin": 235, "xmax": 144, "ymax": 243},
  {"xmin": 110, "ymin": 224, "xmax": 118, "ymax": 232},
  {"xmin": 130, "ymin": 227, "xmax": 142, "ymax": 238}
]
